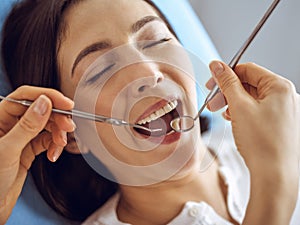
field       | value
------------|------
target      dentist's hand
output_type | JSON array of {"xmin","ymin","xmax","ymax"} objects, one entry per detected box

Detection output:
[
  {"xmin": 0, "ymin": 86, "xmax": 75, "ymax": 224},
  {"xmin": 207, "ymin": 61, "xmax": 300, "ymax": 225}
]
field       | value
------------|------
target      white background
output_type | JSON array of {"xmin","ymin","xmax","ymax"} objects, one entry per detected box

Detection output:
[{"xmin": 189, "ymin": 0, "xmax": 300, "ymax": 92}]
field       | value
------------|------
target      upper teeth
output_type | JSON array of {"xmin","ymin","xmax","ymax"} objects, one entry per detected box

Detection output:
[{"xmin": 137, "ymin": 100, "xmax": 178, "ymax": 125}]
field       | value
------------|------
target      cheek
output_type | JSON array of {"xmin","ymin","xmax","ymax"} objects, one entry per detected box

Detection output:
[
  {"xmin": 94, "ymin": 79, "xmax": 122, "ymax": 116},
  {"xmin": 94, "ymin": 71, "xmax": 133, "ymax": 117},
  {"xmin": 59, "ymin": 72, "xmax": 78, "ymax": 99},
  {"xmin": 94, "ymin": 123, "xmax": 180, "ymax": 167},
  {"xmin": 162, "ymin": 66, "xmax": 198, "ymax": 102}
]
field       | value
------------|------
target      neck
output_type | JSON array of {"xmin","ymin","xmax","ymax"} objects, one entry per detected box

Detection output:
[{"xmin": 117, "ymin": 158, "xmax": 228, "ymax": 225}]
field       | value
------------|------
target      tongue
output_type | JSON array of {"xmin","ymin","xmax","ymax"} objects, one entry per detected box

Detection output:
[{"xmin": 136, "ymin": 112, "xmax": 173, "ymax": 137}]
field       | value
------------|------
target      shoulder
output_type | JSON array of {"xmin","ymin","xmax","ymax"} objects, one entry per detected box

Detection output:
[
  {"xmin": 202, "ymin": 127, "xmax": 249, "ymax": 178},
  {"xmin": 202, "ymin": 128, "xmax": 250, "ymax": 220},
  {"xmin": 82, "ymin": 193, "xmax": 126, "ymax": 225}
]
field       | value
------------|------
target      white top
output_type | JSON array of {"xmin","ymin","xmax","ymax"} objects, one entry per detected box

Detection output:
[{"xmin": 83, "ymin": 131, "xmax": 300, "ymax": 225}]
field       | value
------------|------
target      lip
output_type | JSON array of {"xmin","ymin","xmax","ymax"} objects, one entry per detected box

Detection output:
[
  {"xmin": 134, "ymin": 129, "xmax": 181, "ymax": 145},
  {"xmin": 132, "ymin": 97, "xmax": 183, "ymax": 144},
  {"xmin": 135, "ymin": 96, "xmax": 178, "ymax": 123}
]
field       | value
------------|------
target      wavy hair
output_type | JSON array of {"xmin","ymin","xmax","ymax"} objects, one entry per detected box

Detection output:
[{"xmin": 1, "ymin": 0, "xmax": 209, "ymax": 221}]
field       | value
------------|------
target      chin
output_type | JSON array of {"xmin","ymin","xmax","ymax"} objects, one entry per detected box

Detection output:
[{"xmin": 167, "ymin": 150, "xmax": 200, "ymax": 182}]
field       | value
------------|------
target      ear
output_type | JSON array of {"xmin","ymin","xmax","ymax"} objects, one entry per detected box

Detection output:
[{"xmin": 65, "ymin": 132, "xmax": 89, "ymax": 154}]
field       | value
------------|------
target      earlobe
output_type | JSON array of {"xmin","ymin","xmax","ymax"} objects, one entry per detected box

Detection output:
[{"xmin": 65, "ymin": 132, "xmax": 89, "ymax": 154}]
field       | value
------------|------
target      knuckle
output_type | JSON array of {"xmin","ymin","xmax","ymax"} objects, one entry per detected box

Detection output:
[
  {"xmin": 41, "ymin": 133, "xmax": 52, "ymax": 150},
  {"xmin": 236, "ymin": 62, "xmax": 255, "ymax": 72},
  {"xmin": 15, "ymin": 85, "xmax": 30, "ymax": 97},
  {"xmin": 219, "ymin": 75, "xmax": 239, "ymax": 93},
  {"xmin": 20, "ymin": 160, "xmax": 31, "ymax": 171},
  {"xmin": 0, "ymin": 128, "xmax": 6, "ymax": 137},
  {"xmin": 244, "ymin": 62, "xmax": 257, "ymax": 74},
  {"xmin": 0, "ymin": 119, "xmax": 12, "ymax": 137},
  {"xmin": 275, "ymin": 78, "xmax": 295, "ymax": 95},
  {"xmin": 19, "ymin": 116, "xmax": 40, "ymax": 134},
  {"xmin": 20, "ymin": 148, "xmax": 35, "ymax": 171},
  {"xmin": 244, "ymin": 62, "xmax": 257, "ymax": 68}
]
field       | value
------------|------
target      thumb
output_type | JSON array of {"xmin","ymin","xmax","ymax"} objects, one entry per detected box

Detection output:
[
  {"xmin": 3, "ymin": 95, "xmax": 52, "ymax": 156},
  {"xmin": 209, "ymin": 61, "xmax": 251, "ymax": 108}
]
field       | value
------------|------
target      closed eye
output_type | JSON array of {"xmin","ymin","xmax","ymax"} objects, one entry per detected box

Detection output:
[
  {"xmin": 85, "ymin": 63, "xmax": 116, "ymax": 85},
  {"xmin": 142, "ymin": 38, "xmax": 172, "ymax": 49}
]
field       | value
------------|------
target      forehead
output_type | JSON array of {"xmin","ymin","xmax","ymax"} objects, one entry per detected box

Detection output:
[
  {"xmin": 63, "ymin": 0, "xmax": 159, "ymax": 38},
  {"xmin": 57, "ymin": 0, "xmax": 164, "ymax": 85}
]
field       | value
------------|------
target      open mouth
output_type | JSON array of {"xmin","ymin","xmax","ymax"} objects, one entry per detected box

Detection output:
[{"xmin": 134, "ymin": 100, "xmax": 180, "ymax": 137}]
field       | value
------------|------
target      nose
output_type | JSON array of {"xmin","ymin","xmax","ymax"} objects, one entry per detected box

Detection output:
[
  {"xmin": 127, "ymin": 63, "xmax": 164, "ymax": 97},
  {"xmin": 137, "ymin": 71, "xmax": 164, "ymax": 92}
]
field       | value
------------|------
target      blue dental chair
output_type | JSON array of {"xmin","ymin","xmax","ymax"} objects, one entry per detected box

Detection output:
[{"xmin": 0, "ymin": 1, "xmax": 221, "ymax": 224}]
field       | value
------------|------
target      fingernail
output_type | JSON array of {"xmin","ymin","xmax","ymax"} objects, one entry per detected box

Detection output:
[
  {"xmin": 33, "ymin": 95, "xmax": 48, "ymax": 116},
  {"xmin": 210, "ymin": 61, "xmax": 224, "ymax": 77},
  {"xmin": 52, "ymin": 147, "xmax": 61, "ymax": 162}
]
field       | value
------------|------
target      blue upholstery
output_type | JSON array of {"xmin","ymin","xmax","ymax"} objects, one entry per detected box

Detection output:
[
  {"xmin": 1, "ymin": 0, "xmax": 220, "ymax": 224},
  {"xmin": 152, "ymin": 0, "xmax": 220, "ymax": 65},
  {"xmin": 6, "ymin": 173, "xmax": 79, "ymax": 225}
]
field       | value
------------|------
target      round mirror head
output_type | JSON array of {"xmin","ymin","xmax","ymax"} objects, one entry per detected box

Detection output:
[{"xmin": 170, "ymin": 116, "xmax": 195, "ymax": 132}]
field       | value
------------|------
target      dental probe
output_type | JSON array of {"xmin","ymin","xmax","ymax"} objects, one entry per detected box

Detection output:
[
  {"xmin": 0, "ymin": 95, "xmax": 162, "ymax": 133},
  {"xmin": 197, "ymin": 0, "xmax": 281, "ymax": 117}
]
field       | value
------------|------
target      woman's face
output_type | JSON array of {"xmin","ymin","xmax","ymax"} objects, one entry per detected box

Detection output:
[{"xmin": 58, "ymin": 0, "xmax": 202, "ymax": 185}]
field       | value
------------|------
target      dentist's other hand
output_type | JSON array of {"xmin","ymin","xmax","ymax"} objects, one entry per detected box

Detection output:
[
  {"xmin": 208, "ymin": 61, "xmax": 300, "ymax": 225},
  {"xmin": 0, "ymin": 86, "xmax": 75, "ymax": 224}
]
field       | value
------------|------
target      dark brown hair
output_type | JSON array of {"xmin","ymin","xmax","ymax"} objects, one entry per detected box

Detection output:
[{"xmin": 1, "ymin": 0, "xmax": 209, "ymax": 222}]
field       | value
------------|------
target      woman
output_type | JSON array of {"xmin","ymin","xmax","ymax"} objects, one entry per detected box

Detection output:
[{"xmin": 1, "ymin": 0, "xmax": 299, "ymax": 224}]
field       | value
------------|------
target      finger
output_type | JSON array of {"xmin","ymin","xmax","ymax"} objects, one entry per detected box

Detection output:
[
  {"xmin": 0, "ymin": 101, "xmax": 22, "ymax": 135},
  {"xmin": 50, "ymin": 123, "xmax": 67, "ymax": 147},
  {"xmin": 222, "ymin": 108, "xmax": 232, "ymax": 121},
  {"xmin": 44, "ymin": 116, "xmax": 76, "ymax": 137},
  {"xmin": 30, "ymin": 131, "xmax": 53, "ymax": 155},
  {"xmin": 242, "ymin": 83, "xmax": 259, "ymax": 99},
  {"xmin": 44, "ymin": 120, "xmax": 69, "ymax": 140},
  {"xmin": 205, "ymin": 79, "xmax": 258, "ymax": 107},
  {"xmin": 237, "ymin": 63, "xmax": 297, "ymax": 100},
  {"xmin": 0, "ymin": 115, "xmax": 18, "ymax": 137},
  {"xmin": 19, "ymin": 131, "xmax": 52, "ymax": 170},
  {"xmin": 31, "ymin": 131, "xmax": 64, "ymax": 162},
  {"xmin": 1, "ymin": 85, "xmax": 74, "ymax": 118},
  {"xmin": 234, "ymin": 63, "xmax": 280, "ymax": 89},
  {"xmin": 0, "ymin": 86, "xmax": 74, "ymax": 134},
  {"xmin": 47, "ymin": 142, "xmax": 64, "ymax": 162},
  {"xmin": 52, "ymin": 114, "xmax": 76, "ymax": 132},
  {"xmin": 207, "ymin": 92, "xmax": 227, "ymax": 112},
  {"xmin": 209, "ymin": 60, "xmax": 253, "ymax": 109},
  {"xmin": 0, "ymin": 95, "xmax": 52, "ymax": 158},
  {"xmin": 205, "ymin": 77, "xmax": 216, "ymax": 90}
]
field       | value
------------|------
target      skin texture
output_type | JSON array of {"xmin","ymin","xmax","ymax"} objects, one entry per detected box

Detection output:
[
  {"xmin": 57, "ymin": 0, "xmax": 231, "ymax": 223},
  {"xmin": 208, "ymin": 61, "xmax": 300, "ymax": 225},
  {"xmin": 0, "ymin": 86, "xmax": 75, "ymax": 223},
  {"xmin": 58, "ymin": 0, "xmax": 204, "ymax": 180},
  {"xmin": 0, "ymin": 0, "xmax": 299, "ymax": 224}
]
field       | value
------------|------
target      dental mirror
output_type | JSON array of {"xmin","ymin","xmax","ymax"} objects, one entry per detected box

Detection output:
[{"xmin": 170, "ymin": 0, "xmax": 281, "ymax": 133}]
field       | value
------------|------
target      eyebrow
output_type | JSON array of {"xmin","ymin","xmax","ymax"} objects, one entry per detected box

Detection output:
[
  {"xmin": 131, "ymin": 15, "xmax": 162, "ymax": 33},
  {"xmin": 71, "ymin": 16, "xmax": 163, "ymax": 76},
  {"xmin": 71, "ymin": 41, "xmax": 111, "ymax": 75}
]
